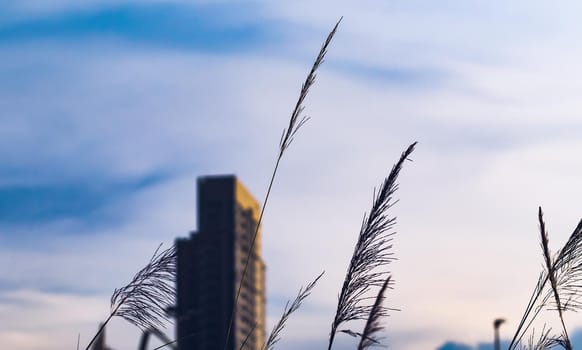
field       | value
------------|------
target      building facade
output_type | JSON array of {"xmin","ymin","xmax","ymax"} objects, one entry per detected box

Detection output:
[{"xmin": 176, "ymin": 175, "xmax": 266, "ymax": 350}]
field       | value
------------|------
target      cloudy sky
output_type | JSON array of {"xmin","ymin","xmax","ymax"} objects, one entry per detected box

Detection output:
[{"xmin": 1, "ymin": 1, "xmax": 582, "ymax": 349}]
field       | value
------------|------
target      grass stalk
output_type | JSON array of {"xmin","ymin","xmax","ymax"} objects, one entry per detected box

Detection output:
[
  {"xmin": 327, "ymin": 142, "xmax": 416, "ymax": 350},
  {"xmin": 84, "ymin": 244, "xmax": 176, "ymax": 350},
  {"xmin": 538, "ymin": 207, "xmax": 572, "ymax": 350},
  {"xmin": 357, "ymin": 276, "xmax": 392, "ymax": 350},
  {"xmin": 221, "ymin": 17, "xmax": 342, "ymax": 350},
  {"xmin": 262, "ymin": 272, "xmax": 324, "ymax": 350},
  {"xmin": 509, "ymin": 210, "xmax": 582, "ymax": 349}
]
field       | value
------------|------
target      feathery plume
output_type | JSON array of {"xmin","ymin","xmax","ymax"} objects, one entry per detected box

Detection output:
[
  {"xmin": 84, "ymin": 244, "xmax": 176, "ymax": 350},
  {"xmin": 223, "ymin": 17, "xmax": 342, "ymax": 350},
  {"xmin": 509, "ymin": 211, "xmax": 582, "ymax": 349},
  {"xmin": 538, "ymin": 207, "xmax": 571, "ymax": 350},
  {"xmin": 327, "ymin": 142, "xmax": 416, "ymax": 350},
  {"xmin": 357, "ymin": 276, "xmax": 393, "ymax": 350},
  {"xmin": 263, "ymin": 272, "xmax": 325, "ymax": 350},
  {"xmin": 279, "ymin": 18, "xmax": 342, "ymax": 155},
  {"xmin": 518, "ymin": 325, "xmax": 561, "ymax": 350},
  {"xmin": 547, "ymin": 218, "xmax": 582, "ymax": 313},
  {"xmin": 110, "ymin": 244, "xmax": 176, "ymax": 330}
]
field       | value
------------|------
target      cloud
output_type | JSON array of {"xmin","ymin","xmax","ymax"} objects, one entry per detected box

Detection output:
[
  {"xmin": 0, "ymin": 2, "xmax": 276, "ymax": 52},
  {"xmin": 330, "ymin": 60, "xmax": 446, "ymax": 89},
  {"xmin": 0, "ymin": 287, "xmax": 168, "ymax": 350},
  {"xmin": 2, "ymin": 2, "xmax": 582, "ymax": 350},
  {"xmin": 0, "ymin": 172, "xmax": 168, "ymax": 225}
]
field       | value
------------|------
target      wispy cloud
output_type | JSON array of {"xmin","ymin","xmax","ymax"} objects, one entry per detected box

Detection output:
[
  {"xmin": 1, "ymin": 1, "xmax": 582, "ymax": 350},
  {"xmin": 0, "ymin": 173, "xmax": 167, "ymax": 225},
  {"xmin": 0, "ymin": 2, "xmax": 276, "ymax": 52}
]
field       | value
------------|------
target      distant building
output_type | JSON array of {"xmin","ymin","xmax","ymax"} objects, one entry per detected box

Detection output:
[
  {"xmin": 176, "ymin": 175, "xmax": 266, "ymax": 350},
  {"xmin": 90, "ymin": 323, "xmax": 115, "ymax": 350}
]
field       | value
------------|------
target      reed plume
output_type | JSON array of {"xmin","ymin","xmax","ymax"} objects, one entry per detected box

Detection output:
[
  {"xmin": 327, "ymin": 142, "xmax": 417, "ymax": 350},
  {"xmin": 278, "ymin": 17, "xmax": 341, "ymax": 154},
  {"xmin": 223, "ymin": 17, "xmax": 342, "ymax": 350},
  {"xmin": 509, "ymin": 209, "xmax": 582, "ymax": 349},
  {"xmin": 357, "ymin": 276, "xmax": 393, "ymax": 350},
  {"xmin": 547, "ymin": 217, "xmax": 582, "ymax": 314},
  {"xmin": 84, "ymin": 244, "xmax": 176, "ymax": 350},
  {"xmin": 262, "ymin": 272, "xmax": 325, "ymax": 350},
  {"xmin": 519, "ymin": 325, "xmax": 562, "ymax": 350},
  {"xmin": 538, "ymin": 207, "xmax": 571, "ymax": 350}
]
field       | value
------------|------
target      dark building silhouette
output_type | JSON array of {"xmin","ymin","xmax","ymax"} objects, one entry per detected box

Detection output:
[
  {"xmin": 89, "ymin": 323, "xmax": 115, "ymax": 350},
  {"xmin": 176, "ymin": 175, "xmax": 266, "ymax": 350}
]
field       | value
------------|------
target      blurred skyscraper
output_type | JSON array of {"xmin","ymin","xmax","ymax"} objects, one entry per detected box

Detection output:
[
  {"xmin": 89, "ymin": 323, "xmax": 114, "ymax": 350},
  {"xmin": 176, "ymin": 175, "xmax": 266, "ymax": 350}
]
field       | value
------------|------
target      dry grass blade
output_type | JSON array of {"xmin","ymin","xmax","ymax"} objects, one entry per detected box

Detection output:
[
  {"xmin": 357, "ymin": 276, "xmax": 393, "ymax": 350},
  {"xmin": 538, "ymin": 207, "xmax": 571, "ymax": 350},
  {"xmin": 84, "ymin": 244, "xmax": 176, "ymax": 350},
  {"xmin": 223, "ymin": 17, "xmax": 342, "ymax": 350},
  {"xmin": 262, "ymin": 272, "xmax": 325, "ymax": 350},
  {"xmin": 327, "ymin": 142, "xmax": 417, "ymax": 350}
]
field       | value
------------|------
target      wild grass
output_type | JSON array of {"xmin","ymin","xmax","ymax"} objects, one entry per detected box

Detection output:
[
  {"xmin": 263, "ymin": 272, "xmax": 325, "ymax": 350},
  {"xmin": 328, "ymin": 142, "xmax": 416, "ymax": 350},
  {"xmin": 257, "ymin": 141, "xmax": 415, "ymax": 350},
  {"xmin": 79, "ymin": 14, "xmax": 582, "ymax": 350},
  {"xmin": 84, "ymin": 244, "xmax": 176, "ymax": 350},
  {"xmin": 77, "ymin": 14, "xmax": 422, "ymax": 350},
  {"xmin": 248, "ymin": 17, "xmax": 416, "ymax": 350},
  {"xmin": 223, "ymin": 16, "xmax": 342, "ymax": 350},
  {"xmin": 357, "ymin": 276, "xmax": 393, "ymax": 350},
  {"xmin": 509, "ymin": 208, "xmax": 582, "ymax": 350}
]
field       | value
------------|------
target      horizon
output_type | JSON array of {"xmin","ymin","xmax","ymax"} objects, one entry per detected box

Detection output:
[{"xmin": 1, "ymin": 1, "xmax": 582, "ymax": 349}]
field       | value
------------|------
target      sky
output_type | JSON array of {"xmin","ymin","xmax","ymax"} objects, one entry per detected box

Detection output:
[{"xmin": 1, "ymin": 1, "xmax": 582, "ymax": 349}]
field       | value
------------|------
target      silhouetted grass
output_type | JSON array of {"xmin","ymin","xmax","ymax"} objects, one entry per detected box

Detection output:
[
  {"xmin": 222, "ymin": 17, "xmax": 343, "ymax": 350},
  {"xmin": 328, "ymin": 142, "xmax": 416, "ymax": 350},
  {"xmin": 520, "ymin": 325, "xmax": 562, "ymax": 350},
  {"xmin": 539, "ymin": 208, "xmax": 572, "ymax": 349},
  {"xmin": 509, "ymin": 209, "xmax": 582, "ymax": 350},
  {"xmin": 82, "ymin": 16, "xmax": 414, "ymax": 350},
  {"xmin": 84, "ymin": 244, "xmax": 176, "ymax": 350},
  {"xmin": 358, "ymin": 276, "xmax": 393, "ymax": 350},
  {"xmin": 78, "ymin": 12, "xmax": 582, "ymax": 350},
  {"xmin": 263, "ymin": 272, "xmax": 325, "ymax": 350}
]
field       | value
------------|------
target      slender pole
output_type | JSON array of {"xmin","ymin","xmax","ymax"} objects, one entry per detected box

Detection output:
[{"xmin": 494, "ymin": 318, "xmax": 505, "ymax": 350}]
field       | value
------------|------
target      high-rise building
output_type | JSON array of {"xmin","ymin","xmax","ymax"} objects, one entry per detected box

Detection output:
[
  {"xmin": 89, "ymin": 323, "xmax": 114, "ymax": 350},
  {"xmin": 176, "ymin": 175, "xmax": 266, "ymax": 350}
]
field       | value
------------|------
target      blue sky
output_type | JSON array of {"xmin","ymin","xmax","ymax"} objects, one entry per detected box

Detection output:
[
  {"xmin": 1, "ymin": 1, "xmax": 582, "ymax": 350},
  {"xmin": 0, "ymin": 2, "xmax": 276, "ymax": 51}
]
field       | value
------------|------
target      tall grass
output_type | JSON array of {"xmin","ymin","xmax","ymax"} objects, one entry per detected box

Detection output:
[
  {"xmin": 84, "ymin": 244, "xmax": 176, "ymax": 350},
  {"xmin": 328, "ymin": 142, "xmax": 416, "ymax": 350},
  {"xmin": 358, "ymin": 276, "xmax": 392, "ymax": 350},
  {"xmin": 79, "ymin": 14, "xmax": 582, "ymax": 350},
  {"xmin": 263, "ymin": 272, "xmax": 325, "ymax": 350},
  {"xmin": 223, "ymin": 17, "xmax": 342, "ymax": 350},
  {"xmin": 84, "ymin": 17, "xmax": 344, "ymax": 350},
  {"xmin": 509, "ymin": 208, "xmax": 582, "ymax": 349},
  {"xmin": 82, "ymin": 16, "xmax": 414, "ymax": 350}
]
